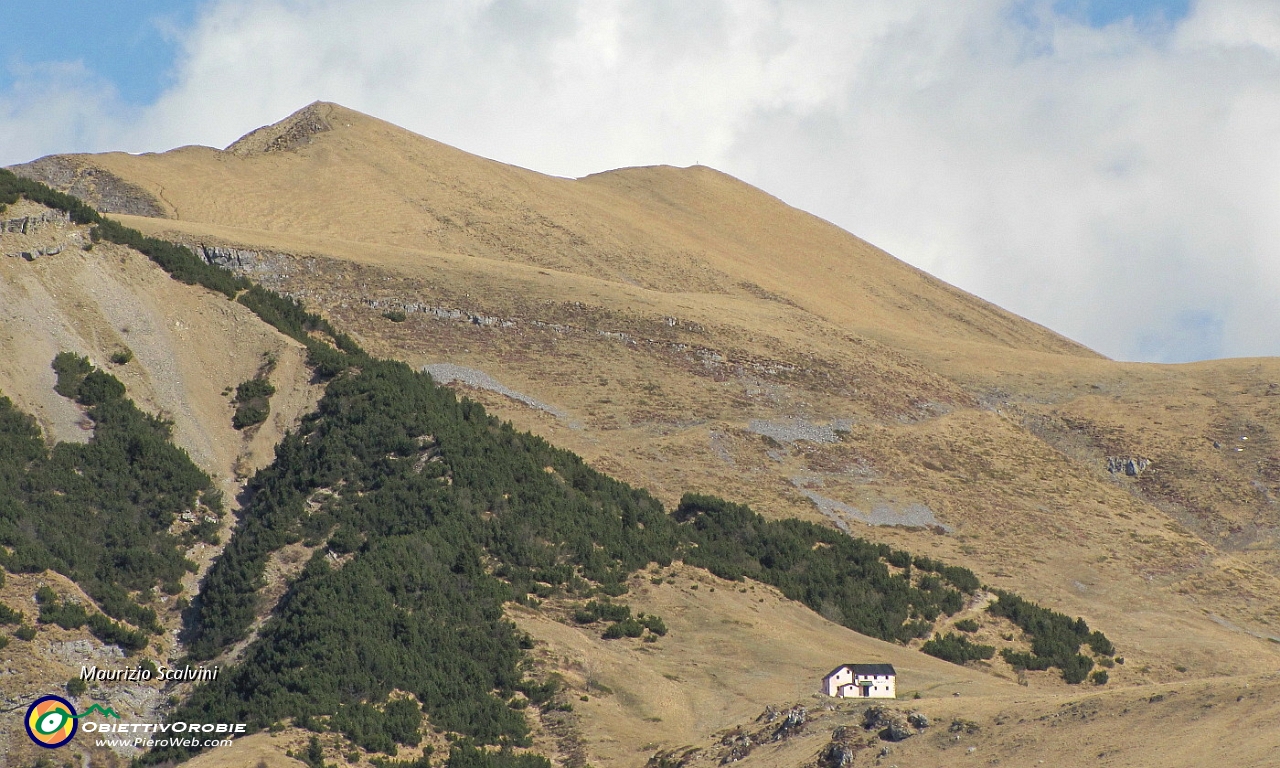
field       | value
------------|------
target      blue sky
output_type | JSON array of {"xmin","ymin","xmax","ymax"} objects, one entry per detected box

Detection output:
[
  {"xmin": 0, "ymin": 1, "xmax": 1192, "ymax": 112},
  {"xmin": 1054, "ymin": 0, "xmax": 1190, "ymax": 26},
  {"xmin": 0, "ymin": 1, "xmax": 200, "ymax": 104},
  {"xmin": 4, "ymin": 0, "xmax": 1279, "ymax": 365}
]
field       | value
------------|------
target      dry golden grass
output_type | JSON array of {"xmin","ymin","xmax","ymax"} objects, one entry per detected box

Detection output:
[
  {"xmin": 511, "ymin": 565, "xmax": 1013, "ymax": 767},
  {"xmin": 0, "ymin": 202, "xmax": 322, "ymax": 489},
  {"xmin": 12, "ymin": 102, "xmax": 1280, "ymax": 766},
  {"xmin": 656, "ymin": 671, "xmax": 1280, "ymax": 768},
  {"xmin": 181, "ymin": 732, "xmax": 307, "ymax": 768}
]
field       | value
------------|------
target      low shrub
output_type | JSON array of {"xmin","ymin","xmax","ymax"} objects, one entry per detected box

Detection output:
[
  {"xmin": 0, "ymin": 602, "xmax": 23, "ymax": 625},
  {"xmin": 921, "ymin": 632, "xmax": 994, "ymax": 664},
  {"xmin": 232, "ymin": 376, "xmax": 275, "ymax": 429},
  {"xmin": 602, "ymin": 618, "xmax": 644, "ymax": 639}
]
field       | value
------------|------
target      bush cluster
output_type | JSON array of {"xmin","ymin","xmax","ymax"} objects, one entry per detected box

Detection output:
[
  {"xmin": 331, "ymin": 698, "xmax": 423, "ymax": 755},
  {"xmin": 572, "ymin": 600, "xmax": 666, "ymax": 639},
  {"xmin": 237, "ymin": 285, "xmax": 366, "ymax": 377},
  {"xmin": 573, "ymin": 600, "xmax": 633, "ymax": 624},
  {"xmin": 35, "ymin": 586, "xmax": 149, "ymax": 653},
  {"xmin": 156, "ymin": 357, "xmax": 1118, "ymax": 762},
  {"xmin": 675, "ymin": 495, "xmax": 971, "ymax": 642},
  {"xmin": 988, "ymin": 591, "xmax": 1112, "ymax": 683},
  {"xmin": 0, "ymin": 355, "xmax": 213, "ymax": 650},
  {"xmin": 921, "ymin": 632, "xmax": 995, "ymax": 664},
  {"xmin": 232, "ymin": 376, "xmax": 276, "ymax": 429},
  {"xmin": 0, "ymin": 602, "xmax": 22, "ymax": 625}
]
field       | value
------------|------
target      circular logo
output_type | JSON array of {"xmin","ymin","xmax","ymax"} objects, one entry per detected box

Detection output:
[{"xmin": 25, "ymin": 695, "xmax": 78, "ymax": 749}]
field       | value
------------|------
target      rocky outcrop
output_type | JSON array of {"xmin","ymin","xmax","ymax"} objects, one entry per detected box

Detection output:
[
  {"xmin": 192, "ymin": 244, "xmax": 303, "ymax": 282},
  {"xmin": 768, "ymin": 705, "xmax": 808, "ymax": 741},
  {"xmin": 363, "ymin": 297, "xmax": 519, "ymax": 328},
  {"xmin": 718, "ymin": 732, "xmax": 753, "ymax": 764},
  {"xmin": 8, "ymin": 156, "xmax": 167, "ymax": 217},
  {"xmin": 1107, "ymin": 456, "xmax": 1150, "ymax": 476},
  {"xmin": 195, "ymin": 245, "xmax": 263, "ymax": 269},
  {"xmin": 818, "ymin": 726, "xmax": 870, "ymax": 768},
  {"xmin": 949, "ymin": 717, "xmax": 981, "ymax": 734},
  {"xmin": 819, "ymin": 742, "xmax": 857, "ymax": 768},
  {"xmin": 15, "ymin": 245, "xmax": 64, "ymax": 261},
  {"xmin": 227, "ymin": 101, "xmax": 334, "ymax": 155},
  {"xmin": 716, "ymin": 705, "xmax": 811, "ymax": 763},
  {"xmin": 1, "ymin": 208, "xmax": 74, "ymax": 259},
  {"xmin": 1, "ymin": 209, "xmax": 70, "ymax": 234},
  {"xmin": 646, "ymin": 748, "xmax": 700, "ymax": 768},
  {"xmin": 863, "ymin": 706, "xmax": 929, "ymax": 742}
]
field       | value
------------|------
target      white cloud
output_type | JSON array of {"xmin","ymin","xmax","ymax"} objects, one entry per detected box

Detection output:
[
  {"xmin": 0, "ymin": 62, "xmax": 135, "ymax": 162},
  {"xmin": 6, "ymin": 0, "xmax": 1280, "ymax": 362}
]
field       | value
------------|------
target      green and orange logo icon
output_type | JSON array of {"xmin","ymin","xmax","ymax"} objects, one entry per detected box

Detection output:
[
  {"xmin": 24, "ymin": 696, "xmax": 119, "ymax": 748},
  {"xmin": 25, "ymin": 695, "xmax": 78, "ymax": 748}
]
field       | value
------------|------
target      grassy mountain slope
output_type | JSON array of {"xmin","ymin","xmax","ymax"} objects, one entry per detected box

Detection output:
[
  {"xmin": 0, "ymin": 173, "xmax": 1093, "ymax": 768},
  {"xmin": 0, "ymin": 198, "xmax": 321, "ymax": 491},
  {"xmin": 31, "ymin": 103, "xmax": 1276, "ymax": 672},
  {"xmin": 8, "ymin": 103, "xmax": 1280, "ymax": 765},
  {"xmin": 15, "ymin": 102, "xmax": 1093, "ymax": 358}
]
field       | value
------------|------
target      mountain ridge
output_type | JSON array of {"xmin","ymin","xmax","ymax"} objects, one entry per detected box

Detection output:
[{"xmin": 12, "ymin": 101, "xmax": 1098, "ymax": 361}]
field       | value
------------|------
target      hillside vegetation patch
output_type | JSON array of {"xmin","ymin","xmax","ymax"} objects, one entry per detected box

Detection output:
[
  {"xmin": 0, "ymin": 354, "xmax": 220, "ymax": 649},
  {"xmin": 0, "ymin": 168, "xmax": 1115, "ymax": 766},
  {"xmin": 233, "ymin": 376, "xmax": 277, "ymax": 430}
]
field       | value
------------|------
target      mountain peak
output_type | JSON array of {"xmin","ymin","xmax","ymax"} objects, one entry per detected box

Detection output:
[{"xmin": 227, "ymin": 100, "xmax": 346, "ymax": 156}]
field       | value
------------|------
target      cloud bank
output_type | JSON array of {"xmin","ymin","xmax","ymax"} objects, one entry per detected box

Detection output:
[{"xmin": 4, "ymin": 0, "xmax": 1279, "ymax": 363}]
